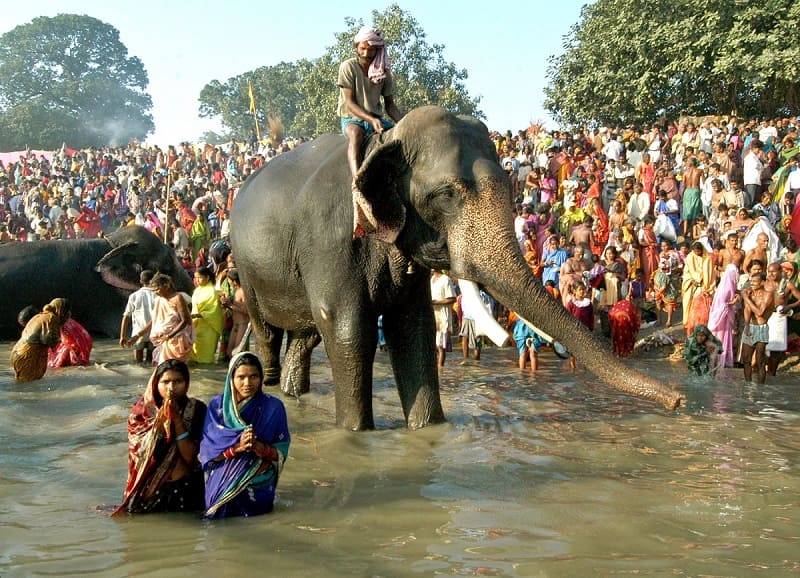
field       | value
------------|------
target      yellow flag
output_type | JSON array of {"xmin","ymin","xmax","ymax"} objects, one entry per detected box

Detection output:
[{"xmin": 248, "ymin": 80, "xmax": 256, "ymax": 114}]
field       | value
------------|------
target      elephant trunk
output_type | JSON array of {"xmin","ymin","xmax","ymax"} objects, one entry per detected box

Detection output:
[{"xmin": 448, "ymin": 204, "xmax": 683, "ymax": 410}]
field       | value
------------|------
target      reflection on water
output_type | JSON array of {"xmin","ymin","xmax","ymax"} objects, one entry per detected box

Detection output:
[{"xmin": 1, "ymin": 339, "xmax": 799, "ymax": 577}]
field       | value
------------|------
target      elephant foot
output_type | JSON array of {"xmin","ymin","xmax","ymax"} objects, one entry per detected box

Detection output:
[
  {"xmin": 281, "ymin": 378, "xmax": 310, "ymax": 398},
  {"xmin": 263, "ymin": 365, "xmax": 281, "ymax": 386}
]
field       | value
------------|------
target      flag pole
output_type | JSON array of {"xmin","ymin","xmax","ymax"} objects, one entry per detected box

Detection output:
[{"xmin": 248, "ymin": 80, "xmax": 261, "ymax": 142}]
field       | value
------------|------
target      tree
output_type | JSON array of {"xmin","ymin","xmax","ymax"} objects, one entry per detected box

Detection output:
[
  {"xmin": 198, "ymin": 61, "xmax": 303, "ymax": 143},
  {"xmin": 0, "ymin": 14, "xmax": 153, "ymax": 150},
  {"xmin": 199, "ymin": 4, "xmax": 482, "ymax": 140},
  {"xmin": 543, "ymin": 0, "xmax": 800, "ymax": 127}
]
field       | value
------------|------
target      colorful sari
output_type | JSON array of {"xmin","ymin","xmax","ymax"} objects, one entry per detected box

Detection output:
[
  {"xmin": 47, "ymin": 318, "xmax": 93, "ymax": 368},
  {"xmin": 653, "ymin": 251, "xmax": 682, "ymax": 309},
  {"xmin": 11, "ymin": 298, "xmax": 69, "ymax": 382},
  {"xmin": 189, "ymin": 216, "xmax": 210, "ymax": 260},
  {"xmin": 151, "ymin": 294, "xmax": 194, "ymax": 364},
  {"xmin": 200, "ymin": 353, "xmax": 290, "ymax": 519},
  {"xmin": 637, "ymin": 226, "xmax": 659, "ymax": 285},
  {"xmin": 681, "ymin": 247, "xmax": 715, "ymax": 330},
  {"xmin": 190, "ymin": 282, "xmax": 224, "ymax": 364},
  {"xmin": 707, "ymin": 263, "xmax": 739, "ymax": 368},
  {"xmin": 608, "ymin": 299, "xmax": 640, "ymax": 357},
  {"xmin": 115, "ymin": 365, "xmax": 207, "ymax": 514},
  {"xmin": 684, "ymin": 324, "xmax": 723, "ymax": 375}
]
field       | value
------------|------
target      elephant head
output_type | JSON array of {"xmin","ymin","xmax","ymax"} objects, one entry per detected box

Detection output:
[
  {"xmin": 356, "ymin": 107, "xmax": 682, "ymax": 410},
  {"xmin": 95, "ymin": 226, "xmax": 194, "ymax": 294}
]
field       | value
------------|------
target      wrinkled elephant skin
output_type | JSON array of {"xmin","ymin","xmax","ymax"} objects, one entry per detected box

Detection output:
[
  {"xmin": 0, "ymin": 226, "xmax": 193, "ymax": 338},
  {"xmin": 231, "ymin": 106, "xmax": 684, "ymax": 431}
]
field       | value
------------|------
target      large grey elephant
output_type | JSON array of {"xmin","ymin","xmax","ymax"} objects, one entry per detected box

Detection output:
[
  {"xmin": 0, "ymin": 226, "xmax": 194, "ymax": 338},
  {"xmin": 231, "ymin": 106, "xmax": 683, "ymax": 430}
]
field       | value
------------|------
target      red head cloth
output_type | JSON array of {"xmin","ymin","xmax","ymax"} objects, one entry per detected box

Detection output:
[{"xmin": 354, "ymin": 26, "xmax": 389, "ymax": 84}]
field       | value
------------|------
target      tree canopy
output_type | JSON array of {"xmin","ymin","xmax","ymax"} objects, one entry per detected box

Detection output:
[
  {"xmin": 198, "ymin": 4, "xmax": 482, "ymax": 140},
  {"xmin": 543, "ymin": 0, "xmax": 800, "ymax": 127},
  {"xmin": 0, "ymin": 14, "xmax": 153, "ymax": 150}
]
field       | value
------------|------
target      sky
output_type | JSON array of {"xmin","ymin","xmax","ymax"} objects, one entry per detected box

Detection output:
[{"xmin": 1, "ymin": 0, "xmax": 590, "ymax": 147}]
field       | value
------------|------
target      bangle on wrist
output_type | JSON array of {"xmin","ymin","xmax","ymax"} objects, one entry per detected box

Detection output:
[
  {"xmin": 176, "ymin": 431, "xmax": 190, "ymax": 441},
  {"xmin": 224, "ymin": 447, "xmax": 236, "ymax": 459}
]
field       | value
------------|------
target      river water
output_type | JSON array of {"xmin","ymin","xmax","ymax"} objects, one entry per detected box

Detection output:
[{"xmin": 1, "ymin": 338, "xmax": 799, "ymax": 577}]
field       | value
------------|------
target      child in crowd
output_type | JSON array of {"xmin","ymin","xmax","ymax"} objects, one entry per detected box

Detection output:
[{"xmin": 566, "ymin": 281, "xmax": 594, "ymax": 369}]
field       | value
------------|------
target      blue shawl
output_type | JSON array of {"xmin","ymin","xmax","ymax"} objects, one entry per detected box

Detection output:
[{"xmin": 199, "ymin": 355, "xmax": 290, "ymax": 518}]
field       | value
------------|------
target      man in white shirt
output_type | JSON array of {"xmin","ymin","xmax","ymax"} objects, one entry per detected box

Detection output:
[
  {"xmin": 627, "ymin": 182, "xmax": 651, "ymax": 228},
  {"xmin": 602, "ymin": 135, "xmax": 625, "ymax": 163},
  {"xmin": 743, "ymin": 140, "xmax": 765, "ymax": 209},
  {"xmin": 119, "ymin": 270, "xmax": 157, "ymax": 364}
]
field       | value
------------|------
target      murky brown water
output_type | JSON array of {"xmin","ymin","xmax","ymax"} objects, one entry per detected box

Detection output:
[{"xmin": 1, "ymin": 338, "xmax": 799, "ymax": 577}]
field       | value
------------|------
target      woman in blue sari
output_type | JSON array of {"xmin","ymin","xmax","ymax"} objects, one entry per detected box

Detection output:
[{"xmin": 199, "ymin": 352, "xmax": 290, "ymax": 518}]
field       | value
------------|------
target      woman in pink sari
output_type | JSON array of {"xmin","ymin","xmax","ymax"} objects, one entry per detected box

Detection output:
[
  {"xmin": 140, "ymin": 273, "xmax": 195, "ymax": 364},
  {"xmin": 707, "ymin": 261, "xmax": 741, "ymax": 368}
]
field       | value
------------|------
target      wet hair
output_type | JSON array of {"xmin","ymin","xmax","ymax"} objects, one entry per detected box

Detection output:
[
  {"xmin": 152, "ymin": 359, "xmax": 190, "ymax": 404},
  {"xmin": 227, "ymin": 268, "xmax": 240, "ymax": 284},
  {"xmin": 150, "ymin": 272, "xmax": 174, "ymax": 290},
  {"xmin": 747, "ymin": 259, "xmax": 765, "ymax": 272},
  {"xmin": 195, "ymin": 266, "xmax": 213, "ymax": 281},
  {"xmin": 230, "ymin": 352, "xmax": 263, "ymax": 381},
  {"xmin": 18, "ymin": 305, "xmax": 40, "ymax": 326},
  {"xmin": 155, "ymin": 358, "xmax": 190, "ymax": 384},
  {"xmin": 209, "ymin": 241, "xmax": 231, "ymax": 266},
  {"xmin": 140, "ymin": 270, "xmax": 154, "ymax": 286}
]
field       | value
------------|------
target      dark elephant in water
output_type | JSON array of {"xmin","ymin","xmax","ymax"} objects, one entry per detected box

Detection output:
[
  {"xmin": 0, "ymin": 226, "xmax": 194, "ymax": 338},
  {"xmin": 231, "ymin": 106, "xmax": 683, "ymax": 431}
]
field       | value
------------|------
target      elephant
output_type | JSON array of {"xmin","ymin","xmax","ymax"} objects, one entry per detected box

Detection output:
[
  {"xmin": 230, "ymin": 106, "xmax": 683, "ymax": 431},
  {"xmin": 0, "ymin": 225, "xmax": 194, "ymax": 338}
]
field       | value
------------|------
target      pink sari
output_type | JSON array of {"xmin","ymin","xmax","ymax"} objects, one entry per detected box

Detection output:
[{"xmin": 707, "ymin": 264, "xmax": 738, "ymax": 367}]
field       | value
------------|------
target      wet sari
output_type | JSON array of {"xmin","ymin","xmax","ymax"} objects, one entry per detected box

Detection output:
[
  {"xmin": 11, "ymin": 298, "xmax": 69, "ymax": 382},
  {"xmin": 707, "ymin": 264, "xmax": 739, "ymax": 368},
  {"xmin": 47, "ymin": 318, "xmax": 93, "ymax": 368},
  {"xmin": 151, "ymin": 293, "xmax": 194, "ymax": 364},
  {"xmin": 115, "ymin": 367, "xmax": 207, "ymax": 514},
  {"xmin": 190, "ymin": 282, "xmax": 224, "ymax": 364},
  {"xmin": 684, "ymin": 324, "xmax": 723, "ymax": 375},
  {"xmin": 200, "ymin": 354, "xmax": 290, "ymax": 519}
]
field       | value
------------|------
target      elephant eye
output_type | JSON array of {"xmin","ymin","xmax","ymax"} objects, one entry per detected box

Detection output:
[{"xmin": 426, "ymin": 185, "xmax": 461, "ymax": 216}]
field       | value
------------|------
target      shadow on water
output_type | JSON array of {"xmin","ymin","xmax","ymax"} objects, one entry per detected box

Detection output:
[{"xmin": 1, "ymin": 338, "xmax": 800, "ymax": 577}]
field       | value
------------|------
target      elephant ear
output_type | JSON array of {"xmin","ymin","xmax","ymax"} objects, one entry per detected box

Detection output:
[
  {"xmin": 353, "ymin": 139, "xmax": 407, "ymax": 243},
  {"xmin": 95, "ymin": 241, "xmax": 143, "ymax": 291}
]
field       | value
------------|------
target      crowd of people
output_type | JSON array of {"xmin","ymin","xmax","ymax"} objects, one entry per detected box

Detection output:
[
  {"xmin": 488, "ymin": 115, "xmax": 800, "ymax": 381},
  {"xmin": 5, "ymin": 54, "xmax": 800, "ymax": 516}
]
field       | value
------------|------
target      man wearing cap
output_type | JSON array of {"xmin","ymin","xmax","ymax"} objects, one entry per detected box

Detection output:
[{"xmin": 337, "ymin": 26, "xmax": 404, "ymax": 239}]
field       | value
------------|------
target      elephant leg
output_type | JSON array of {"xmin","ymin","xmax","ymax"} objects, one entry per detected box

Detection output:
[
  {"xmin": 281, "ymin": 329, "xmax": 322, "ymax": 397},
  {"xmin": 245, "ymin": 288, "xmax": 283, "ymax": 385},
  {"xmin": 382, "ymin": 302, "xmax": 445, "ymax": 429},
  {"xmin": 316, "ymin": 309, "xmax": 378, "ymax": 431}
]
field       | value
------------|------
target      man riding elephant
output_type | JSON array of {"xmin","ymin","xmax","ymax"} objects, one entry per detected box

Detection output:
[
  {"xmin": 231, "ymin": 106, "xmax": 683, "ymax": 431},
  {"xmin": 338, "ymin": 26, "xmax": 404, "ymax": 241}
]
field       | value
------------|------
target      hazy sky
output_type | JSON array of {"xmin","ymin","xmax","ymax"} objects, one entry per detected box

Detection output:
[{"xmin": 2, "ymin": 0, "xmax": 589, "ymax": 146}]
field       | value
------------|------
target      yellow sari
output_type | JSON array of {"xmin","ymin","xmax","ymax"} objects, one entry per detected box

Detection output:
[{"xmin": 190, "ymin": 282, "xmax": 224, "ymax": 363}]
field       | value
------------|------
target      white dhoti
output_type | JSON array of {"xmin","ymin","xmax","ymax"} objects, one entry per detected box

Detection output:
[{"xmin": 766, "ymin": 312, "xmax": 787, "ymax": 352}]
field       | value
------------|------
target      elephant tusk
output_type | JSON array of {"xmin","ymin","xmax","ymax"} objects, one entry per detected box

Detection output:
[{"xmin": 457, "ymin": 280, "xmax": 509, "ymax": 347}]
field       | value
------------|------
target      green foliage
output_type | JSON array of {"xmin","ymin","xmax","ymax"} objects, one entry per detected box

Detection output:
[
  {"xmin": 0, "ymin": 14, "xmax": 153, "ymax": 150},
  {"xmin": 198, "ymin": 4, "xmax": 482, "ymax": 140},
  {"xmin": 544, "ymin": 0, "xmax": 800, "ymax": 127}
]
